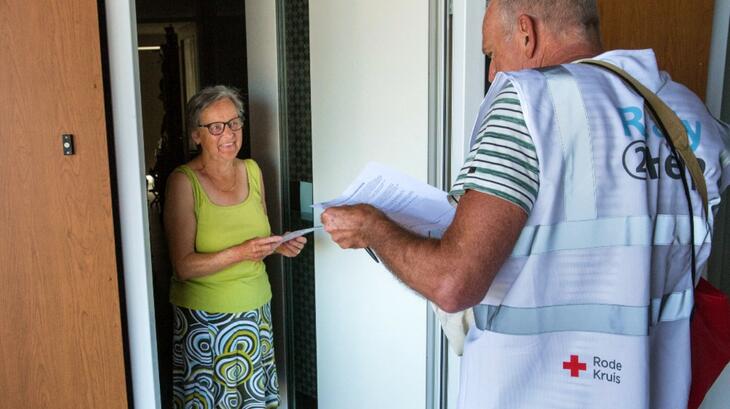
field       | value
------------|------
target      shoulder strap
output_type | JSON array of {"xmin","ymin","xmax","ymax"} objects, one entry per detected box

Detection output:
[
  {"xmin": 243, "ymin": 159, "xmax": 262, "ymax": 194},
  {"xmin": 578, "ymin": 59, "xmax": 708, "ymax": 213},
  {"xmin": 580, "ymin": 59, "xmax": 706, "ymax": 290}
]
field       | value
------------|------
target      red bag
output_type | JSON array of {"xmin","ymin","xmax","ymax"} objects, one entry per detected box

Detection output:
[{"xmin": 688, "ymin": 277, "xmax": 730, "ymax": 409}]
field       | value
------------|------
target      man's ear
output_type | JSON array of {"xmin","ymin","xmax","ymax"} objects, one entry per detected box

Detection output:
[{"xmin": 516, "ymin": 14, "xmax": 537, "ymax": 59}]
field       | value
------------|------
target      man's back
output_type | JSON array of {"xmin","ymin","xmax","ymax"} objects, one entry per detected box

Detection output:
[{"xmin": 458, "ymin": 49, "xmax": 730, "ymax": 409}]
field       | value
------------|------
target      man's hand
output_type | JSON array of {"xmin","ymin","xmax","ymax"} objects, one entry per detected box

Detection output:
[
  {"xmin": 321, "ymin": 191, "xmax": 527, "ymax": 312},
  {"xmin": 320, "ymin": 204, "xmax": 387, "ymax": 248}
]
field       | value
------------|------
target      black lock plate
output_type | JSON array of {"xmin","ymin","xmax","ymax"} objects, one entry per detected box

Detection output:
[{"xmin": 62, "ymin": 134, "xmax": 74, "ymax": 155}]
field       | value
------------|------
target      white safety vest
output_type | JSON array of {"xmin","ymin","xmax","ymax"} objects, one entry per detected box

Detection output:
[{"xmin": 458, "ymin": 50, "xmax": 730, "ymax": 409}]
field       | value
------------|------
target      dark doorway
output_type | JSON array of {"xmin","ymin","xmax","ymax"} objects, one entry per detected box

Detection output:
[
  {"xmin": 135, "ymin": 1, "xmax": 319, "ymax": 407},
  {"xmin": 135, "ymin": 1, "xmax": 250, "ymax": 408}
]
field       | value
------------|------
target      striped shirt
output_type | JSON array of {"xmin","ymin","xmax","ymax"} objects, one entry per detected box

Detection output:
[{"xmin": 449, "ymin": 82, "xmax": 540, "ymax": 213}]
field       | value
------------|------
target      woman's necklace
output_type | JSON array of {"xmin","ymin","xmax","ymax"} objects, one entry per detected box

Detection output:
[{"xmin": 204, "ymin": 167, "xmax": 237, "ymax": 193}]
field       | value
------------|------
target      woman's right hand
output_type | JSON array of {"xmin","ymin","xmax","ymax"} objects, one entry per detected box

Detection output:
[{"xmin": 236, "ymin": 236, "xmax": 283, "ymax": 261}]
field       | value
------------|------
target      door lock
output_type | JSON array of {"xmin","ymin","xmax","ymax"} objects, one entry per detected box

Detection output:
[{"xmin": 62, "ymin": 134, "xmax": 75, "ymax": 155}]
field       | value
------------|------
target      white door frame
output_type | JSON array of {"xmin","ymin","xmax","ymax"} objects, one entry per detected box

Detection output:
[
  {"xmin": 104, "ymin": 1, "xmax": 288, "ymax": 408},
  {"xmin": 104, "ymin": 0, "xmax": 160, "ymax": 408},
  {"xmin": 442, "ymin": 1, "xmax": 487, "ymax": 408},
  {"xmin": 707, "ymin": 0, "xmax": 730, "ymax": 118}
]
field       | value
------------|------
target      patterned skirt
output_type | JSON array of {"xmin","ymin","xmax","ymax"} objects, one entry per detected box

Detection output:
[{"xmin": 172, "ymin": 303, "xmax": 279, "ymax": 409}]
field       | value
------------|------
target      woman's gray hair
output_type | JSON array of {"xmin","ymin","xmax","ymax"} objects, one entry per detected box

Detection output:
[
  {"xmin": 186, "ymin": 85, "xmax": 245, "ymax": 138},
  {"xmin": 494, "ymin": 0, "xmax": 600, "ymax": 41}
]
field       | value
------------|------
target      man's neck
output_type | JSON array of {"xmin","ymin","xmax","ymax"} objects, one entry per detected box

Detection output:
[{"xmin": 536, "ymin": 39, "xmax": 603, "ymax": 67}]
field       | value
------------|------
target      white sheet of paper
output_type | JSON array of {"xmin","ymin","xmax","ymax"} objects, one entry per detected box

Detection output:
[
  {"xmin": 279, "ymin": 226, "xmax": 322, "ymax": 242},
  {"xmin": 314, "ymin": 162, "xmax": 455, "ymax": 238}
]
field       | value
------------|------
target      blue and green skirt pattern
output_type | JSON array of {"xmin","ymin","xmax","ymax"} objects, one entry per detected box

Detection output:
[{"xmin": 172, "ymin": 303, "xmax": 279, "ymax": 409}]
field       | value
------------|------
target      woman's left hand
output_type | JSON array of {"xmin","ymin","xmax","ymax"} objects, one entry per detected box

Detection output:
[{"xmin": 276, "ymin": 235, "xmax": 307, "ymax": 257}]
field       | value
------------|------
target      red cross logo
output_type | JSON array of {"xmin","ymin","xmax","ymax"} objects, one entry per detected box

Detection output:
[{"xmin": 563, "ymin": 355, "xmax": 587, "ymax": 377}]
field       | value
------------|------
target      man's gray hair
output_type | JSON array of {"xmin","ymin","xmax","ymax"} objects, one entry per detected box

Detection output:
[
  {"xmin": 186, "ymin": 85, "xmax": 245, "ymax": 138},
  {"xmin": 495, "ymin": 0, "xmax": 600, "ymax": 39}
]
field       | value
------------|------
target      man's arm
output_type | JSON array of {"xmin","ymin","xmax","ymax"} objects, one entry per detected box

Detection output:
[
  {"xmin": 321, "ymin": 189, "xmax": 526, "ymax": 312},
  {"xmin": 323, "ymin": 80, "xmax": 536, "ymax": 311}
]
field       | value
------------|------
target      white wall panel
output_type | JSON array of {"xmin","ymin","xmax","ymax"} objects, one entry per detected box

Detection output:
[{"xmin": 310, "ymin": 1, "xmax": 431, "ymax": 407}]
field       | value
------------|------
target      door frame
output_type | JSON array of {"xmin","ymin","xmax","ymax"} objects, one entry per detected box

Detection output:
[
  {"xmin": 104, "ymin": 0, "xmax": 161, "ymax": 408},
  {"xmin": 104, "ymin": 1, "xmax": 290, "ymax": 408},
  {"xmin": 443, "ymin": 1, "xmax": 488, "ymax": 407},
  {"xmin": 707, "ymin": 0, "xmax": 730, "ymax": 118}
]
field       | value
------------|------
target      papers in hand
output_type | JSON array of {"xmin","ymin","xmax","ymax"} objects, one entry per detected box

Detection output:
[
  {"xmin": 279, "ymin": 226, "xmax": 322, "ymax": 243},
  {"xmin": 314, "ymin": 162, "xmax": 455, "ymax": 238}
]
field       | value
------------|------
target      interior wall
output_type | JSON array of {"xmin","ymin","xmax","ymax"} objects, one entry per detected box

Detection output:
[
  {"xmin": 136, "ymin": 0, "xmax": 197, "ymax": 19},
  {"xmin": 309, "ymin": 1, "xmax": 431, "ymax": 407},
  {"xmin": 137, "ymin": 0, "xmax": 250, "ymax": 158},
  {"xmin": 138, "ymin": 48, "xmax": 165, "ymax": 171}
]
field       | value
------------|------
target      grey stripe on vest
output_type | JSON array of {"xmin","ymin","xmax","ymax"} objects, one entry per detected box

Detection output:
[
  {"xmin": 542, "ymin": 66, "xmax": 598, "ymax": 221},
  {"xmin": 474, "ymin": 289, "xmax": 693, "ymax": 336},
  {"xmin": 512, "ymin": 214, "xmax": 711, "ymax": 256}
]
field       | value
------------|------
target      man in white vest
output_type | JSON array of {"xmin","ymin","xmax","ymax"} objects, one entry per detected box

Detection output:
[{"xmin": 321, "ymin": 1, "xmax": 730, "ymax": 408}]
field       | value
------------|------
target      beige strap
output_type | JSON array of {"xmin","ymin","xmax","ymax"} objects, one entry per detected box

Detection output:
[{"xmin": 579, "ymin": 59, "xmax": 708, "ymax": 213}]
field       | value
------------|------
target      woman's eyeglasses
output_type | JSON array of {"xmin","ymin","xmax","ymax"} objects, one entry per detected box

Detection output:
[{"xmin": 198, "ymin": 117, "xmax": 244, "ymax": 135}]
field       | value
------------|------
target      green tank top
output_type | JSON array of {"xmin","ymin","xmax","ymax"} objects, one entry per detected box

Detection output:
[{"xmin": 169, "ymin": 159, "xmax": 273, "ymax": 313}]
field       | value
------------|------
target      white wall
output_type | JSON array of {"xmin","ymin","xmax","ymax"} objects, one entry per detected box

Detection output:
[{"xmin": 310, "ymin": 1, "xmax": 431, "ymax": 407}]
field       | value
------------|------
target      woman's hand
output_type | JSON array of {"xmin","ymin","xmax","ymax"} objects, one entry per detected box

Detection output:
[
  {"xmin": 276, "ymin": 235, "xmax": 307, "ymax": 257},
  {"xmin": 236, "ymin": 236, "xmax": 283, "ymax": 261}
]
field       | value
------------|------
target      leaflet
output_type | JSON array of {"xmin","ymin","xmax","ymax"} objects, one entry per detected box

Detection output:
[
  {"xmin": 279, "ymin": 226, "xmax": 322, "ymax": 243},
  {"xmin": 314, "ymin": 162, "xmax": 455, "ymax": 238}
]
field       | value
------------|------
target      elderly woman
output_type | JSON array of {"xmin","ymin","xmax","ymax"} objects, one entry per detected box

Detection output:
[{"xmin": 164, "ymin": 85, "xmax": 305, "ymax": 408}]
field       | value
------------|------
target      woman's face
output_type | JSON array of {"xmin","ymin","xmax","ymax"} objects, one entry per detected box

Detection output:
[{"xmin": 193, "ymin": 98, "xmax": 243, "ymax": 160}]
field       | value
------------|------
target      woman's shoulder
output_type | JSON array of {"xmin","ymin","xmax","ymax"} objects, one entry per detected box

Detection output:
[
  {"xmin": 167, "ymin": 169, "xmax": 193, "ymax": 193},
  {"xmin": 169, "ymin": 160, "xmax": 201, "ymax": 190}
]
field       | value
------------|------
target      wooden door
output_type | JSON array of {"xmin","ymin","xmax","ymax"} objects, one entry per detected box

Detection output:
[
  {"xmin": 0, "ymin": 0, "xmax": 129, "ymax": 407},
  {"xmin": 597, "ymin": 0, "xmax": 715, "ymax": 100}
]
